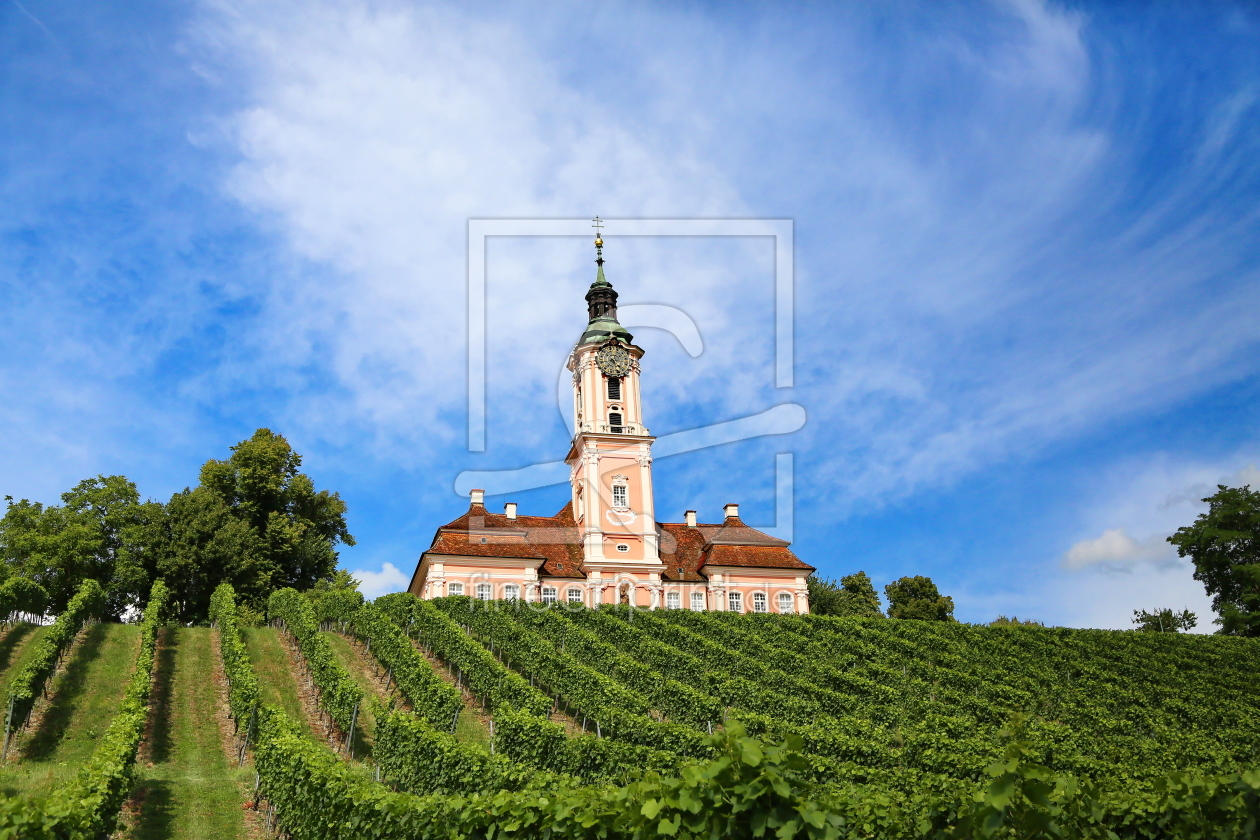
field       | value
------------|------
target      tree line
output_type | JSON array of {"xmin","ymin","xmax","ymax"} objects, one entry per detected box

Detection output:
[
  {"xmin": 0, "ymin": 429, "xmax": 354, "ymax": 625},
  {"xmin": 808, "ymin": 482, "xmax": 1260, "ymax": 636}
]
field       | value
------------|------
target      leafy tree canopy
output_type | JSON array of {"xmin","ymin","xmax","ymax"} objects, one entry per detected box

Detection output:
[
  {"xmin": 990, "ymin": 615, "xmax": 1044, "ymax": 627},
  {"xmin": 0, "ymin": 428, "xmax": 353, "ymax": 624},
  {"xmin": 884, "ymin": 575, "xmax": 955, "ymax": 621},
  {"xmin": 1167, "ymin": 484, "xmax": 1260, "ymax": 636},
  {"xmin": 199, "ymin": 428, "xmax": 354, "ymax": 597},
  {"xmin": 1131, "ymin": 607, "xmax": 1196, "ymax": 633},
  {"xmin": 806, "ymin": 571, "xmax": 884, "ymax": 617},
  {"xmin": 0, "ymin": 476, "xmax": 156, "ymax": 618}
]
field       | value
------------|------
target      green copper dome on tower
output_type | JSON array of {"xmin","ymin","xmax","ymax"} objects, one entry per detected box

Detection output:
[{"xmin": 579, "ymin": 219, "xmax": 633, "ymax": 346}]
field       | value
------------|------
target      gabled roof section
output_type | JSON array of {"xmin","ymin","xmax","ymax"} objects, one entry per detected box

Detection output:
[
  {"xmin": 656, "ymin": 515, "xmax": 813, "ymax": 580},
  {"xmin": 424, "ymin": 500, "xmax": 811, "ymax": 582},
  {"xmin": 425, "ymin": 499, "xmax": 585, "ymax": 577},
  {"xmin": 705, "ymin": 514, "xmax": 792, "ymax": 548}
]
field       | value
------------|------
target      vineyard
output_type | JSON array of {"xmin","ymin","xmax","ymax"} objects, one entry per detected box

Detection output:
[{"xmin": 0, "ymin": 585, "xmax": 1257, "ymax": 839}]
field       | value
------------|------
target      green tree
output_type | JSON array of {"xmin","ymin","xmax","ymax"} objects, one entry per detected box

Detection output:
[
  {"xmin": 1131, "ymin": 607, "xmax": 1196, "ymax": 633},
  {"xmin": 990, "ymin": 615, "xmax": 1044, "ymax": 627},
  {"xmin": 884, "ymin": 575, "xmax": 955, "ymax": 621},
  {"xmin": 0, "ymin": 477, "xmax": 163, "ymax": 618},
  {"xmin": 198, "ymin": 428, "xmax": 354, "ymax": 596},
  {"xmin": 806, "ymin": 571, "xmax": 884, "ymax": 617},
  {"xmin": 159, "ymin": 487, "xmax": 271, "ymax": 623},
  {"xmin": 1168, "ymin": 484, "xmax": 1260, "ymax": 636}
]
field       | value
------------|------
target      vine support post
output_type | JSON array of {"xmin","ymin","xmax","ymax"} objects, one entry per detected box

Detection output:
[
  {"xmin": 347, "ymin": 700, "xmax": 360, "ymax": 756},
  {"xmin": 239, "ymin": 703, "xmax": 258, "ymax": 766},
  {"xmin": 1, "ymin": 694, "xmax": 13, "ymax": 761}
]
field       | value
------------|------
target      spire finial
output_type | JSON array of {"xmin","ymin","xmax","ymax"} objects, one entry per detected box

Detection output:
[{"xmin": 592, "ymin": 216, "xmax": 604, "ymax": 266}]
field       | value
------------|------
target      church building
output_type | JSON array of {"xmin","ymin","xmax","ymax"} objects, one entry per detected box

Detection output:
[{"xmin": 407, "ymin": 229, "xmax": 813, "ymax": 613}]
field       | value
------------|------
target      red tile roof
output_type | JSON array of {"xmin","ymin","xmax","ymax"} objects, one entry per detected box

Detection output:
[{"xmin": 421, "ymin": 503, "xmax": 811, "ymax": 581}]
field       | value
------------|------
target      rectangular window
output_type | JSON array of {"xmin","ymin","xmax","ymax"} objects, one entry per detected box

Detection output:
[
  {"xmin": 666, "ymin": 591, "xmax": 681, "ymax": 609},
  {"xmin": 691, "ymin": 590, "xmax": 705, "ymax": 611},
  {"xmin": 752, "ymin": 592, "xmax": 768, "ymax": 613},
  {"xmin": 447, "ymin": 582, "xmax": 464, "ymax": 596},
  {"xmin": 607, "ymin": 377, "xmax": 621, "ymax": 400},
  {"xmin": 475, "ymin": 583, "xmax": 493, "ymax": 601},
  {"xmin": 609, "ymin": 412, "xmax": 623, "ymax": 432},
  {"xmin": 503, "ymin": 584, "xmax": 520, "ymax": 600},
  {"xmin": 777, "ymin": 592, "xmax": 794, "ymax": 614},
  {"xmin": 727, "ymin": 591, "xmax": 742, "ymax": 612},
  {"xmin": 567, "ymin": 587, "xmax": 584, "ymax": 604},
  {"xmin": 541, "ymin": 586, "xmax": 557, "ymax": 604},
  {"xmin": 612, "ymin": 485, "xmax": 628, "ymax": 508}
]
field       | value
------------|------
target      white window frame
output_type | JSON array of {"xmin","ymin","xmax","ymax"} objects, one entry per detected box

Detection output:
[
  {"xmin": 567, "ymin": 587, "xmax": 584, "ymax": 605},
  {"xmin": 611, "ymin": 484, "xmax": 628, "ymax": 508},
  {"xmin": 728, "ymin": 591, "xmax": 742, "ymax": 612},
  {"xmin": 447, "ymin": 582, "xmax": 464, "ymax": 596},
  {"xmin": 752, "ymin": 592, "xmax": 768, "ymax": 613},
  {"xmin": 666, "ymin": 591, "xmax": 681, "ymax": 610},
  {"xmin": 475, "ymin": 582, "xmax": 493, "ymax": 601},
  {"xmin": 691, "ymin": 590, "xmax": 705, "ymax": 611},
  {"xmin": 503, "ymin": 583, "xmax": 520, "ymax": 601},
  {"xmin": 615, "ymin": 543, "xmax": 629, "ymax": 552},
  {"xmin": 541, "ymin": 586, "xmax": 557, "ymax": 604},
  {"xmin": 778, "ymin": 592, "xmax": 794, "ymax": 614}
]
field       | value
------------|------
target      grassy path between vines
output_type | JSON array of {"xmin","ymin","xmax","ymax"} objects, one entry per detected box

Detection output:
[
  {"xmin": 0, "ymin": 622, "xmax": 138, "ymax": 798},
  {"xmin": 0, "ymin": 623, "xmax": 47, "ymax": 686},
  {"xmin": 324, "ymin": 631, "xmax": 381, "ymax": 762},
  {"xmin": 126, "ymin": 627, "xmax": 252, "ymax": 840},
  {"xmin": 243, "ymin": 626, "xmax": 314, "ymax": 740},
  {"xmin": 405, "ymin": 637, "xmax": 494, "ymax": 745}
]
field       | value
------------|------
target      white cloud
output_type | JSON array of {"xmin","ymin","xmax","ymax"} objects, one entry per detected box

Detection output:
[
  {"xmin": 1045, "ymin": 456, "xmax": 1260, "ymax": 629},
  {"xmin": 1062, "ymin": 528, "xmax": 1177, "ymax": 570},
  {"xmin": 1047, "ymin": 561, "xmax": 1215, "ymax": 632},
  {"xmin": 183, "ymin": 0, "xmax": 1260, "ymax": 518},
  {"xmin": 352, "ymin": 561, "xmax": 410, "ymax": 599}
]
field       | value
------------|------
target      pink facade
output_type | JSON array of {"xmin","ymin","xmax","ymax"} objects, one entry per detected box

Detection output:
[{"xmin": 408, "ymin": 234, "xmax": 812, "ymax": 612}]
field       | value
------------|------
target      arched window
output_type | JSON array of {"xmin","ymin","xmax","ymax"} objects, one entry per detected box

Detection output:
[
  {"xmin": 567, "ymin": 587, "xmax": 584, "ymax": 604},
  {"xmin": 541, "ymin": 586, "xmax": 557, "ymax": 604},
  {"xmin": 607, "ymin": 378, "xmax": 621, "ymax": 400},
  {"xmin": 777, "ymin": 592, "xmax": 794, "ymax": 614},
  {"xmin": 728, "ymin": 591, "xmax": 742, "ymax": 612},
  {"xmin": 691, "ymin": 590, "xmax": 705, "ymax": 611},
  {"xmin": 609, "ymin": 412, "xmax": 623, "ymax": 433},
  {"xmin": 752, "ymin": 592, "xmax": 768, "ymax": 613},
  {"xmin": 666, "ymin": 591, "xmax": 681, "ymax": 609},
  {"xmin": 503, "ymin": 584, "xmax": 520, "ymax": 600},
  {"xmin": 475, "ymin": 583, "xmax": 493, "ymax": 601},
  {"xmin": 447, "ymin": 582, "xmax": 464, "ymax": 596}
]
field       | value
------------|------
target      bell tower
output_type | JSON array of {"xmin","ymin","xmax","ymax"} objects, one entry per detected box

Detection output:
[{"xmin": 566, "ymin": 220, "xmax": 662, "ymax": 591}]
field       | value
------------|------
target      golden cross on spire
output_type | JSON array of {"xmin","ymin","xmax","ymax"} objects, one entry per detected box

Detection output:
[{"xmin": 592, "ymin": 216, "xmax": 605, "ymax": 265}]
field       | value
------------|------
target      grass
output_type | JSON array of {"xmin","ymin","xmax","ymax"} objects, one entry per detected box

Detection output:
[
  {"xmin": 126, "ymin": 627, "xmax": 251, "ymax": 840},
  {"xmin": 402, "ymin": 638, "xmax": 492, "ymax": 746},
  {"xmin": 0, "ymin": 622, "xmax": 139, "ymax": 798},
  {"xmin": 243, "ymin": 626, "xmax": 314, "ymax": 740},
  {"xmin": 0, "ymin": 623, "xmax": 47, "ymax": 685},
  {"xmin": 455, "ymin": 704, "xmax": 491, "ymax": 746},
  {"xmin": 323, "ymin": 631, "xmax": 380, "ymax": 761}
]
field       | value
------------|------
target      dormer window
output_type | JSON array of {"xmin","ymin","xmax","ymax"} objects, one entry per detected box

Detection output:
[{"xmin": 607, "ymin": 377, "xmax": 621, "ymax": 400}]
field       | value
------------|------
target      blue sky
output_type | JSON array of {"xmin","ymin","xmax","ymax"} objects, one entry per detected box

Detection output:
[{"xmin": 3, "ymin": 0, "xmax": 1259, "ymax": 627}]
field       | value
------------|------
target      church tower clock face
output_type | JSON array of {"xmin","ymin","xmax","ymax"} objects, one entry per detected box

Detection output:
[{"xmin": 595, "ymin": 344, "xmax": 631, "ymax": 377}]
